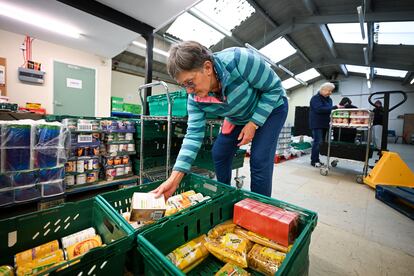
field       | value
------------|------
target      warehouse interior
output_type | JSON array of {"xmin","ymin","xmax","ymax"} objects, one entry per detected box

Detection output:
[{"xmin": 0, "ymin": 0, "xmax": 413, "ymax": 275}]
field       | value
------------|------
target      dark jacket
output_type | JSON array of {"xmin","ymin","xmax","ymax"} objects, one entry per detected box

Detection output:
[
  {"xmin": 373, "ymin": 107, "xmax": 384, "ymax": 125},
  {"xmin": 309, "ymin": 92, "xmax": 334, "ymax": 129}
]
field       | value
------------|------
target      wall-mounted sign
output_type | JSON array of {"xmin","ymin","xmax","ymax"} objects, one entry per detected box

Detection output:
[{"xmin": 66, "ymin": 78, "xmax": 82, "ymax": 89}]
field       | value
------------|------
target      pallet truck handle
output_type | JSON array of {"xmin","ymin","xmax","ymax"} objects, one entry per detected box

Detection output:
[{"xmin": 368, "ymin": 90, "xmax": 407, "ymax": 112}]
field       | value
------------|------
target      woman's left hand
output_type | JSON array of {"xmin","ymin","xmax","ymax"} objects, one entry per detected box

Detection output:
[{"xmin": 237, "ymin": 122, "xmax": 258, "ymax": 146}]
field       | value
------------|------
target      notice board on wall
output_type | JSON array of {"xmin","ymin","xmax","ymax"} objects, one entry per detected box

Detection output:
[{"xmin": 0, "ymin": 57, "xmax": 6, "ymax": 96}]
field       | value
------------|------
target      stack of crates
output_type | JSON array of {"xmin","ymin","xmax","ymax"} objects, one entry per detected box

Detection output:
[
  {"xmin": 98, "ymin": 173, "xmax": 235, "ymax": 274},
  {"xmin": 111, "ymin": 96, "xmax": 124, "ymax": 112},
  {"xmin": 137, "ymin": 186, "xmax": 318, "ymax": 275},
  {"xmin": 147, "ymin": 90, "xmax": 188, "ymax": 117},
  {"xmin": 123, "ymin": 103, "xmax": 141, "ymax": 114},
  {"xmin": 0, "ymin": 197, "xmax": 134, "ymax": 275},
  {"xmin": 276, "ymin": 125, "xmax": 293, "ymax": 158}
]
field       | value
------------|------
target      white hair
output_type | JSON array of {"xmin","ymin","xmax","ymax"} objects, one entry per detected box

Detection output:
[{"xmin": 319, "ymin": 82, "xmax": 335, "ymax": 91}]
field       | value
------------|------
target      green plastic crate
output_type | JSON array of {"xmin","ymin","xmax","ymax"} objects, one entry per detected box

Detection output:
[
  {"xmin": 111, "ymin": 96, "xmax": 124, "ymax": 104},
  {"xmin": 137, "ymin": 188, "xmax": 318, "ymax": 276},
  {"xmin": 98, "ymin": 173, "xmax": 235, "ymax": 274},
  {"xmin": 194, "ymin": 149, "xmax": 246, "ymax": 171},
  {"xmin": 147, "ymin": 90, "xmax": 188, "ymax": 117},
  {"xmin": 123, "ymin": 103, "xmax": 141, "ymax": 114},
  {"xmin": 0, "ymin": 197, "xmax": 134, "ymax": 275}
]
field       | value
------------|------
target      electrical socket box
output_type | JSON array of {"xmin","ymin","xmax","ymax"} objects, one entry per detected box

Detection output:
[{"xmin": 18, "ymin": 67, "xmax": 45, "ymax": 84}]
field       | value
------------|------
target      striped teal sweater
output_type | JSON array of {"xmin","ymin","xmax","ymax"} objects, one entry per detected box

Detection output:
[{"xmin": 173, "ymin": 47, "xmax": 287, "ymax": 173}]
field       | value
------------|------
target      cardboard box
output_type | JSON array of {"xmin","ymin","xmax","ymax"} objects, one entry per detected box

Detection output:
[
  {"xmin": 130, "ymin": 192, "xmax": 166, "ymax": 222},
  {"xmin": 233, "ymin": 198, "xmax": 298, "ymax": 247}
]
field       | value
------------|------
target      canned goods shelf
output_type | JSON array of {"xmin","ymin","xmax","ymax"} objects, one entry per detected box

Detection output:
[
  {"xmin": 65, "ymin": 169, "xmax": 100, "ymax": 175},
  {"xmin": 70, "ymin": 130, "xmax": 102, "ymax": 133},
  {"xmin": 103, "ymin": 151, "xmax": 136, "ymax": 157},
  {"xmin": 65, "ymin": 175, "xmax": 138, "ymax": 195},
  {"xmin": 102, "ymin": 129, "xmax": 135, "ymax": 133},
  {"xmin": 71, "ymin": 141, "xmax": 101, "ymax": 148},
  {"xmin": 106, "ymin": 140, "xmax": 135, "ymax": 145}
]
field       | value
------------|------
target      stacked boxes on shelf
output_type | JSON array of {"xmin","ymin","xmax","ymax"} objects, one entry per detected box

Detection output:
[
  {"xmin": 63, "ymin": 119, "xmax": 101, "ymax": 188},
  {"xmin": 332, "ymin": 109, "xmax": 370, "ymax": 127},
  {"xmin": 100, "ymin": 120, "xmax": 136, "ymax": 181},
  {"xmin": 0, "ymin": 120, "xmax": 68, "ymax": 206},
  {"xmin": 276, "ymin": 125, "xmax": 293, "ymax": 158}
]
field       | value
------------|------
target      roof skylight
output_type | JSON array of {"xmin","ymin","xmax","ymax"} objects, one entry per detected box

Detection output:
[
  {"xmin": 327, "ymin": 23, "xmax": 368, "ymax": 44},
  {"xmin": 192, "ymin": 0, "xmax": 255, "ymax": 31},
  {"xmin": 259, "ymin": 37, "xmax": 297, "ymax": 63},
  {"xmin": 296, "ymin": 68, "xmax": 320, "ymax": 82},
  {"xmin": 282, "ymin": 78, "xmax": 300, "ymax": 90},
  {"xmin": 375, "ymin": 68, "xmax": 408, "ymax": 78},
  {"xmin": 346, "ymin": 64, "xmax": 369, "ymax": 74},
  {"xmin": 375, "ymin": 22, "xmax": 414, "ymax": 45},
  {"xmin": 166, "ymin": 12, "xmax": 225, "ymax": 47}
]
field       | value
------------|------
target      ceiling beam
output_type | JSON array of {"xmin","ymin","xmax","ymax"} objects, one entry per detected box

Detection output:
[
  {"xmin": 402, "ymin": 72, "xmax": 414, "ymax": 86},
  {"xmin": 57, "ymin": 0, "xmax": 154, "ymax": 37},
  {"xmin": 246, "ymin": 0, "xmax": 311, "ymax": 63},
  {"xmin": 258, "ymin": 11, "xmax": 414, "ymax": 45},
  {"xmin": 310, "ymin": 58, "xmax": 414, "ymax": 72}
]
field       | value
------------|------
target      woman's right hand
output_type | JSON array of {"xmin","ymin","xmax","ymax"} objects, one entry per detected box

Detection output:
[{"xmin": 152, "ymin": 171, "xmax": 185, "ymax": 199}]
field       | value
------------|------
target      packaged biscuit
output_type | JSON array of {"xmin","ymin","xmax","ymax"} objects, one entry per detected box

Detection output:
[
  {"xmin": 247, "ymin": 244, "xmax": 286, "ymax": 276},
  {"xmin": 16, "ymin": 250, "xmax": 65, "ymax": 276},
  {"xmin": 215, "ymin": 263, "xmax": 250, "ymax": 276},
  {"xmin": 14, "ymin": 240, "xmax": 59, "ymax": 267},
  {"xmin": 61, "ymin": 227, "xmax": 96, "ymax": 249},
  {"xmin": 204, "ymin": 233, "xmax": 252, "ymax": 268},
  {"xmin": 65, "ymin": 235, "xmax": 102, "ymax": 260},
  {"xmin": 130, "ymin": 192, "xmax": 166, "ymax": 222},
  {"xmin": 234, "ymin": 226, "xmax": 289, "ymax": 253},
  {"xmin": 207, "ymin": 220, "xmax": 236, "ymax": 239},
  {"xmin": 166, "ymin": 235, "xmax": 209, "ymax": 272}
]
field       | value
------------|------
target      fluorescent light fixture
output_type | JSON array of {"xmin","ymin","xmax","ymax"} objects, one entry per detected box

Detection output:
[
  {"xmin": 366, "ymin": 71, "xmax": 370, "ymax": 80},
  {"xmin": 367, "ymin": 80, "xmax": 371, "ymax": 88},
  {"xmin": 282, "ymin": 78, "xmax": 300, "ymax": 90},
  {"xmin": 132, "ymin": 41, "xmax": 169, "ymax": 57},
  {"xmin": 328, "ymin": 23, "xmax": 367, "ymax": 44},
  {"xmin": 375, "ymin": 22, "xmax": 414, "ymax": 45},
  {"xmin": 189, "ymin": 8, "xmax": 232, "ymax": 37},
  {"xmin": 410, "ymin": 78, "xmax": 414, "ymax": 85},
  {"xmin": 0, "ymin": 2, "xmax": 81, "ymax": 38},
  {"xmin": 259, "ymin": 37, "xmax": 297, "ymax": 63},
  {"xmin": 296, "ymin": 68, "xmax": 320, "ymax": 82},
  {"xmin": 346, "ymin": 64, "xmax": 369, "ymax": 74},
  {"xmin": 375, "ymin": 67, "xmax": 408, "ymax": 78},
  {"xmin": 357, "ymin": 6, "xmax": 365, "ymax": 40},
  {"xmin": 166, "ymin": 12, "xmax": 224, "ymax": 47},
  {"xmin": 363, "ymin": 47, "xmax": 369, "ymax": 65}
]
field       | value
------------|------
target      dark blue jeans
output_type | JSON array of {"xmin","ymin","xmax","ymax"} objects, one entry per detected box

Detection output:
[
  {"xmin": 311, "ymin": 128, "xmax": 328, "ymax": 163},
  {"xmin": 212, "ymin": 97, "xmax": 288, "ymax": 197}
]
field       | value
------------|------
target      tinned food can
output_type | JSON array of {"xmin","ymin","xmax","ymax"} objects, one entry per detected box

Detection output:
[
  {"xmin": 116, "ymin": 166, "xmax": 124, "ymax": 176},
  {"xmin": 127, "ymin": 144, "xmax": 135, "ymax": 152},
  {"xmin": 64, "ymin": 235, "xmax": 102, "ymax": 260},
  {"xmin": 76, "ymin": 173, "xmax": 86, "ymax": 185},
  {"xmin": 106, "ymin": 168, "xmax": 116, "ymax": 181},
  {"xmin": 65, "ymin": 175, "xmax": 75, "ymax": 186},
  {"xmin": 125, "ymin": 133, "xmax": 133, "ymax": 141},
  {"xmin": 14, "ymin": 240, "xmax": 59, "ymax": 267},
  {"xmin": 0, "ymin": 265, "xmax": 14, "ymax": 276},
  {"xmin": 76, "ymin": 160, "xmax": 85, "ymax": 173},
  {"xmin": 86, "ymin": 172, "xmax": 97, "ymax": 183},
  {"xmin": 65, "ymin": 161, "xmax": 76, "ymax": 173},
  {"xmin": 61, "ymin": 227, "xmax": 96, "ymax": 249}
]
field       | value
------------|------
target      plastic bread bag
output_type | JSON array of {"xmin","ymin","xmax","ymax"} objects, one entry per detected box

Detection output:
[
  {"xmin": 204, "ymin": 232, "xmax": 252, "ymax": 268},
  {"xmin": 247, "ymin": 244, "xmax": 286, "ymax": 276},
  {"xmin": 166, "ymin": 234, "xmax": 209, "ymax": 272},
  {"xmin": 207, "ymin": 220, "xmax": 236, "ymax": 239},
  {"xmin": 215, "ymin": 263, "xmax": 250, "ymax": 276},
  {"xmin": 234, "ymin": 226, "xmax": 289, "ymax": 253}
]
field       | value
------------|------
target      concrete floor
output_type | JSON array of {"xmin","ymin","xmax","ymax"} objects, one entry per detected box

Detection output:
[{"xmin": 235, "ymin": 143, "xmax": 414, "ymax": 276}]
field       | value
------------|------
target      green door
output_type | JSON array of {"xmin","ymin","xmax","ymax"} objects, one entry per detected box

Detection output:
[{"xmin": 53, "ymin": 61, "xmax": 95, "ymax": 116}]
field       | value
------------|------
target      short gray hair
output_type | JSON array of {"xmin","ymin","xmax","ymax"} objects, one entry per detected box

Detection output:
[
  {"xmin": 167, "ymin": 41, "xmax": 213, "ymax": 79},
  {"xmin": 320, "ymin": 82, "xmax": 335, "ymax": 91}
]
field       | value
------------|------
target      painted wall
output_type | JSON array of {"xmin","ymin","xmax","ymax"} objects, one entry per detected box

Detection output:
[
  {"xmin": 111, "ymin": 70, "xmax": 181, "ymax": 105},
  {"xmin": 0, "ymin": 29, "xmax": 111, "ymax": 116},
  {"xmin": 287, "ymin": 76, "xmax": 414, "ymax": 137}
]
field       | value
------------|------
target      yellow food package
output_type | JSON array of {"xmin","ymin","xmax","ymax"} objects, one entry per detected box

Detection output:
[
  {"xmin": 16, "ymin": 250, "xmax": 65, "ymax": 276},
  {"xmin": 215, "ymin": 263, "xmax": 250, "ymax": 276},
  {"xmin": 247, "ymin": 244, "xmax": 286, "ymax": 276},
  {"xmin": 204, "ymin": 233, "xmax": 252, "ymax": 268},
  {"xmin": 234, "ymin": 226, "xmax": 289, "ymax": 253},
  {"xmin": 182, "ymin": 255, "xmax": 208, "ymax": 274},
  {"xmin": 14, "ymin": 240, "xmax": 60, "ymax": 267},
  {"xmin": 166, "ymin": 235, "xmax": 209, "ymax": 271},
  {"xmin": 207, "ymin": 220, "xmax": 236, "ymax": 239},
  {"xmin": 65, "ymin": 235, "xmax": 102, "ymax": 260}
]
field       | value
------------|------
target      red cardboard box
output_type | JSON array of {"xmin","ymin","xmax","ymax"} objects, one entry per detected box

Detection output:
[{"xmin": 233, "ymin": 198, "xmax": 298, "ymax": 247}]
